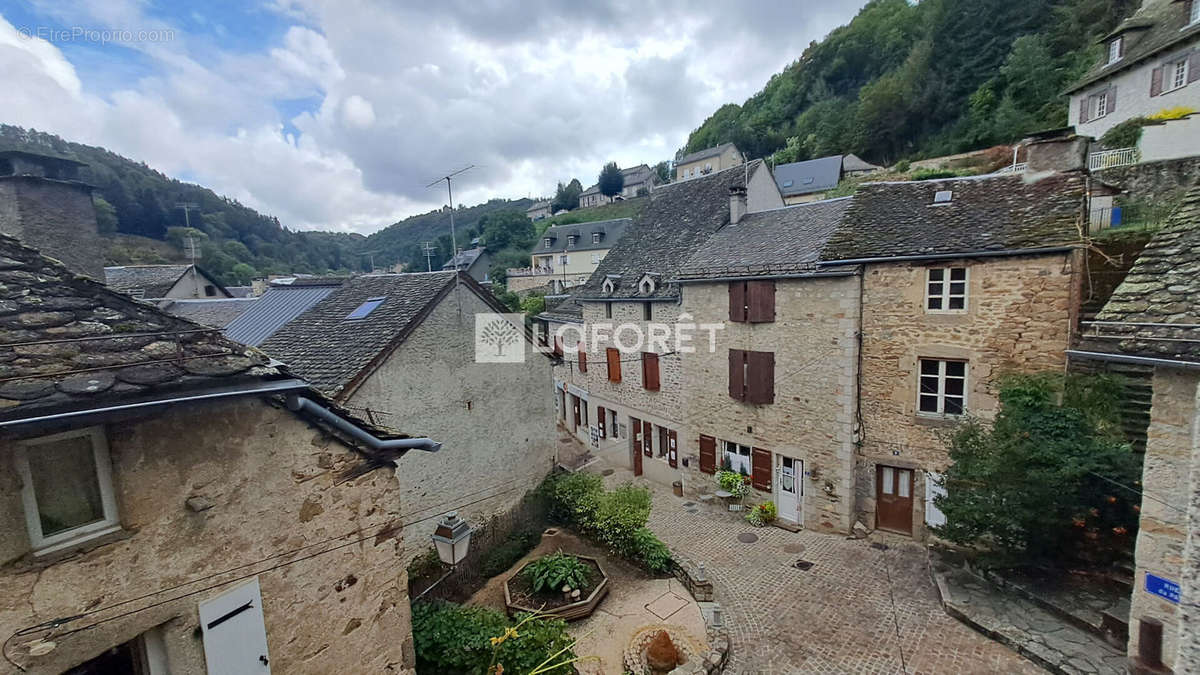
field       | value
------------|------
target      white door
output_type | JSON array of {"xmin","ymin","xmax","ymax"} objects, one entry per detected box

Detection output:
[
  {"xmin": 199, "ymin": 578, "xmax": 271, "ymax": 674},
  {"xmin": 776, "ymin": 455, "xmax": 803, "ymax": 526}
]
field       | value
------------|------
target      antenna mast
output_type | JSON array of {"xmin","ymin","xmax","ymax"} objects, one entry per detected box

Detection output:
[
  {"xmin": 421, "ymin": 241, "xmax": 436, "ymax": 272},
  {"xmin": 426, "ymin": 166, "xmax": 473, "ymax": 322}
]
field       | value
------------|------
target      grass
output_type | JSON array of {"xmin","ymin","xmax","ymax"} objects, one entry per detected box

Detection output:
[{"xmin": 535, "ymin": 197, "xmax": 647, "ymax": 234}]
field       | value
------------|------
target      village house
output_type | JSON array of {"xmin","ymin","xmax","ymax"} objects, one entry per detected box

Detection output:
[
  {"xmin": 1068, "ymin": 184, "xmax": 1200, "ymax": 673},
  {"xmin": 258, "ymin": 271, "xmax": 557, "ymax": 552},
  {"xmin": 577, "ymin": 164, "xmax": 659, "ymax": 208},
  {"xmin": 773, "ymin": 154, "xmax": 883, "ymax": 204},
  {"xmin": 506, "ymin": 218, "xmax": 632, "ymax": 293},
  {"xmin": 104, "ymin": 264, "xmax": 233, "ymax": 301},
  {"xmin": 1067, "ymin": 0, "xmax": 1200, "ymax": 140},
  {"xmin": 223, "ymin": 277, "xmax": 346, "ymax": 346},
  {"xmin": 440, "ymin": 246, "xmax": 492, "ymax": 283},
  {"xmin": 525, "ymin": 200, "xmax": 553, "ymax": 221},
  {"xmin": 0, "ymin": 234, "xmax": 423, "ymax": 674},
  {"xmin": 674, "ymin": 143, "xmax": 743, "ymax": 181},
  {"xmin": 161, "ymin": 297, "xmax": 258, "ymax": 329}
]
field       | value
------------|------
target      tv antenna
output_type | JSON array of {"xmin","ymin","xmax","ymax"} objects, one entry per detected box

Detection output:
[
  {"xmin": 360, "ymin": 249, "xmax": 380, "ymax": 273},
  {"xmin": 426, "ymin": 166, "xmax": 473, "ymax": 321},
  {"xmin": 421, "ymin": 241, "xmax": 436, "ymax": 272},
  {"xmin": 175, "ymin": 202, "xmax": 202, "ymax": 293}
]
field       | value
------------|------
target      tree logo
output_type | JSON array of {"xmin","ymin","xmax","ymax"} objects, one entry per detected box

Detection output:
[{"xmin": 475, "ymin": 313, "xmax": 524, "ymax": 363}]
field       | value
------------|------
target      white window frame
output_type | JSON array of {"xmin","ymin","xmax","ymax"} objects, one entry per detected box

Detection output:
[
  {"xmin": 591, "ymin": 253, "xmax": 601, "ymax": 264},
  {"xmin": 917, "ymin": 358, "xmax": 967, "ymax": 417},
  {"xmin": 567, "ymin": 235, "xmax": 577, "ymax": 247},
  {"xmin": 1166, "ymin": 58, "xmax": 1189, "ymax": 93},
  {"xmin": 925, "ymin": 267, "xmax": 968, "ymax": 312},
  {"xmin": 1108, "ymin": 37, "xmax": 1122, "ymax": 64},
  {"xmin": 1093, "ymin": 90, "xmax": 1109, "ymax": 119},
  {"xmin": 1190, "ymin": 0, "xmax": 1200, "ymax": 26},
  {"xmin": 15, "ymin": 426, "xmax": 120, "ymax": 555},
  {"xmin": 543, "ymin": 238, "xmax": 552, "ymax": 249},
  {"xmin": 592, "ymin": 232, "xmax": 601, "ymax": 244},
  {"xmin": 722, "ymin": 441, "xmax": 752, "ymax": 475}
]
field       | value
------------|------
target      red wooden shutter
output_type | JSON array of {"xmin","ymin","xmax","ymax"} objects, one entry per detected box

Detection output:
[
  {"xmin": 751, "ymin": 447, "xmax": 772, "ymax": 492},
  {"xmin": 747, "ymin": 351, "xmax": 775, "ymax": 404},
  {"xmin": 1151, "ymin": 66, "xmax": 1164, "ymax": 97},
  {"xmin": 1190, "ymin": 52, "xmax": 1200, "ymax": 84},
  {"xmin": 698, "ymin": 435, "xmax": 717, "ymax": 474},
  {"xmin": 729, "ymin": 281, "xmax": 747, "ymax": 322},
  {"xmin": 668, "ymin": 429, "xmax": 678, "ymax": 468},
  {"xmin": 553, "ymin": 336, "xmax": 563, "ymax": 357},
  {"xmin": 606, "ymin": 348, "xmax": 621, "ymax": 383},
  {"xmin": 643, "ymin": 420, "xmax": 653, "ymax": 457},
  {"xmin": 1107, "ymin": 86, "xmax": 1117, "ymax": 114},
  {"xmin": 748, "ymin": 280, "xmax": 776, "ymax": 323},
  {"xmin": 632, "ymin": 416, "xmax": 642, "ymax": 456},
  {"xmin": 728, "ymin": 349, "xmax": 745, "ymax": 401},
  {"xmin": 642, "ymin": 352, "xmax": 660, "ymax": 391},
  {"xmin": 578, "ymin": 347, "xmax": 587, "ymax": 373},
  {"xmin": 597, "ymin": 409, "xmax": 606, "ymax": 438}
]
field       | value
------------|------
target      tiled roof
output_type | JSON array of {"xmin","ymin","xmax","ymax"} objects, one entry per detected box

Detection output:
[
  {"xmin": 677, "ymin": 143, "xmax": 738, "ymax": 166},
  {"xmin": 820, "ymin": 172, "xmax": 1088, "ymax": 262},
  {"xmin": 104, "ymin": 264, "xmax": 191, "ymax": 297},
  {"xmin": 773, "ymin": 156, "xmax": 843, "ymax": 197},
  {"xmin": 162, "ymin": 298, "xmax": 258, "ymax": 329},
  {"xmin": 224, "ymin": 282, "xmax": 343, "ymax": 346},
  {"xmin": 258, "ymin": 272, "xmax": 458, "ymax": 397},
  {"xmin": 678, "ymin": 198, "xmax": 853, "ymax": 280},
  {"xmin": 842, "ymin": 153, "xmax": 882, "ymax": 173},
  {"xmin": 539, "ymin": 289, "xmax": 584, "ymax": 324},
  {"xmin": 576, "ymin": 161, "xmax": 764, "ymax": 300},
  {"xmin": 1089, "ymin": 184, "xmax": 1200, "ymax": 362},
  {"xmin": 534, "ymin": 218, "xmax": 632, "ymax": 255},
  {"xmin": 227, "ymin": 286, "xmax": 254, "ymax": 298},
  {"xmin": 1066, "ymin": 0, "xmax": 1200, "ymax": 93},
  {"xmin": 443, "ymin": 247, "xmax": 486, "ymax": 271},
  {"xmin": 0, "ymin": 234, "xmax": 285, "ymax": 422},
  {"xmin": 579, "ymin": 165, "xmax": 656, "ymax": 197}
]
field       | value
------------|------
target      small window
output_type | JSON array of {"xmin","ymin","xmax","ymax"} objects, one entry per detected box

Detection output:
[
  {"xmin": 204, "ymin": 285, "xmax": 216, "ymax": 297},
  {"xmin": 560, "ymin": 254, "xmax": 569, "ymax": 266},
  {"xmin": 347, "ymin": 296, "xmax": 386, "ymax": 319},
  {"xmin": 1108, "ymin": 37, "xmax": 1122, "ymax": 64},
  {"xmin": 568, "ymin": 235, "xmax": 577, "ymax": 246},
  {"xmin": 933, "ymin": 190, "xmax": 953, "ymax": 204},
  {"xmin": 605, "ymin": 302, "xmax": 612, "ymax": 319},
  {"xmin": 1191, "ymin": 0, "xmax": 1200, "ymax": 25},
  {"xmin": 1166, "ymin": 58, "xmax": 1189, "ymax": 92},
  {"xmin": 16, "ymin": 427, "xmax": 120, "ymax": 555},
  {"xmin": 926, "ymin": 267, "xmax": 967, "ymax": 311},
  {"xmin": 591, "ymin": 253, "xmax": 601, "ymax": 264},
  {"xmin": 643, "ymin": 302, "xmax": 652, "ymax": 320},
  {"xmin": 918, "ymin": 358, "xmax": 967, "ymax": 416},
  {"xmin": 1094, "ymin": 90, "xmax": 1109, "ymax": 118},
  {"xmin": 543, "ymin": 238, "xmax": 552, "ymax": 249},
  {"xmin": 592, "ymin": 232, "xmax": 602, "ymax": 244},
  {"xmin": 722, "ymin": 441, "xmax": 752, "ymax": 475},
  {"xmin": 781, "ymin": 179, "xmax": 794, "ymax": 188}
]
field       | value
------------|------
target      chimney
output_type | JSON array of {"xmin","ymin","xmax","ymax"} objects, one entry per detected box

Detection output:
[
  {"xmin": 729, "ymin": 185, "xmax": 747, "ymax": 225},
  {"xmin": 1023, "ymin": 134, "xmax": 1089, "ymax": 173}
]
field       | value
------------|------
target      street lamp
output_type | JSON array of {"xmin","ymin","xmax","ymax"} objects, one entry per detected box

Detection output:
[{"xmin": 431, "ymin": 511, "xmax": 472, "ymax": 566}]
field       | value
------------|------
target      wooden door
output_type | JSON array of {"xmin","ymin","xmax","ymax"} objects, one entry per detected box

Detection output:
[
  {"xmin": 642, "ymin": 420, "xmax": 653, "ymax": 457},
  {"xmin": 571, "ymin": 395, "xmax": 580, "ymax": 430},
  {"xmin": 876, "ymin": 465, "xmax": 914, "ymax": 535},
  {"xmin": 199, "ymin": 578, "xmax": 271, "ymax": 674},
  {"xmin": 631, "ymin": 416, "xmax": 643, "ymax": 476}
]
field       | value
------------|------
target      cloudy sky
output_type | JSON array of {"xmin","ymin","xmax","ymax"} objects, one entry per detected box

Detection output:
[{"xmin": 0, "ymin": 0, "xmax": 864, "ymax": 233}]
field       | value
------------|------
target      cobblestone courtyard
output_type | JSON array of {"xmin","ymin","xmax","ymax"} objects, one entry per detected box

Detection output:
[{"xmin": 587, "ymin": 458, "xmax": 1043, "ymax": 674}]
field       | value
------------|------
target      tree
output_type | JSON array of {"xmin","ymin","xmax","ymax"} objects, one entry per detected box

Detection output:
[
  {"xmin": 479, "ymin": 210, "xmax": 535, "ymax": 252},
  {"xmin": 552, "ymin": 179, "xmax": 582, "ymax": 212},
  {"xmin": 230, "ymin": 262, "xmax": 257, "ymax": 285},
  {"xmin": 598, "ymin": 162, "xmax": 624, "ymax": 199},
  {"xmin": 933, "ymin": 373, "xmax": 1141, "ymax": 568},
  {"xmin": 93, "ymin": 195, "xmax": 119, "ymax": 235},
  {"xmin": 652, "ymin": 161, "xmax": 671, "ymax": 184}
]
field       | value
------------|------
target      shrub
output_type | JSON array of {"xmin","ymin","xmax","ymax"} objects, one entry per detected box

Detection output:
[
  {"xmin": 412, "ymin": 602, "xmax": 574, "ymax": 674},
  {"xmin": 1099, "ymin": 117, "xmax": 1146, "ymax": 149},
  {"xmin": 540, "ymin": 473, "xmax": 673, "ymax": 572},
  {"xmin": 716, "ymin": 470, "xmax": 749, "ymax": 499},
  {"xmin": 893, "ymin": 159, "xmax": 911, "ymax": 173},
  {"xmin": 542, "ymin": 472, "xmax": 603, "ymax": 524},
  {"xmin": 910, "ymin": 168, "xmax": 962, "ymax": 181},
  {"xmin": 479, "ymin": 529, "xmax": 541, "ymax": 578},
  {"xmin": 631, "ymin": 527, "xmax": 672, "ymax": 572},
  {"xmin": 1147, "ymin": 106, "xmax": 1196, "ymax": 121},
  {"xmin": 523, "ymin": 551, "xmax": 592, "ymax": 594}
]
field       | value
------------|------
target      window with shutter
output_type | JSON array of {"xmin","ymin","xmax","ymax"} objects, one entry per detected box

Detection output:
[
  {"xmin": 606, "ymin": 348, "xmax": 621, "ymax": 383},
  {"xmin": 553, "ymin": 337, "xmax": 563, "ymax": 357},
  {"xmin": 578, "ymin": 347, "xmax": 587, "ymax": 373},
  {"xmin": 1151, "ymin": 66, "xmax": 1164, "ymax": 96},
  {"xmin": 643, "ymin": 420, "xmax": 653, "ymax": 457},
  {"xmin": 728, "ymin": 349, "xmax": 746, "ymax": 400},
  {"xmin": 1190, "ymin": 51, "xmax": 1200, "ymax": 84},
  {"xmin": 751, "ymin": 447, "xmax": 772, "ymax": 492},
  {"xmin": 642, "ymin": 352, "xmax": 660, "ymax": 391},
  {"xmin": 668, "ymin": 429, "xmax": 678, "ymax": 468},
  {"xmin": 597, "ymin": 410, "xmax": 606, "ymax": 438},
  {"xmin": 1078, "ymin": 97, "xmax": 1089, "ymax": 123},
  {"xmin": 1107, "ymin": 86, "xmax": 1117, "ymax": 115},
  {"xmin": 746, "ymin": 351, "xmax": 775, "ymax": 404},
  {"xmin": 729, "ymin": 282, "xmax": 747, "ymax": 322},
  {"xmin": 747, "ymin": 280, "xmax": 775, "ymax": 323},
  {"xmin": 698, "ymin": 435, "xmax": 716, "ymax": 474}
]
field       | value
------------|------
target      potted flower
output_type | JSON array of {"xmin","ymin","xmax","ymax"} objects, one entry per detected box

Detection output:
[
  {"xmin": 716, "ymin": 470, "xmax": 749, "ymax": 510},
  {"xmin": 745, "ymin": 501, "xmax": 777, "ymax": 527}
]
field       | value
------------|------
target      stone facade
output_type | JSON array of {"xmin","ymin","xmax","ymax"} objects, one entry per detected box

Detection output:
[
  {"xmin": 1092, "ymin": 156, "xmax": 1200, "ymax": 207},
  {"xmin": 856, "ymin": 252, "xmax": 1079, "ymax": 538},
  {"xmin": 0, "ymin": 397, "xmax": 415, "ymax": 674},
  {"xmin": 1173, "ymin": 370, "xmax": 1200, "ymax": 673},
  {"xmin": 1128, "ymin": 367, "xmax": 1200, "ymax": 669},
  {"xmin": 348, "ymin": 285, "xmax": 557, "ymax": 557},
  {"xmin": 0, "ymin": 177, "xmax": 104, "ymax": 280}
]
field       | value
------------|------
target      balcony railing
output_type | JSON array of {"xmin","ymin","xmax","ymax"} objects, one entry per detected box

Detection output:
[
  {"xmin": 506, "ymin": 265, "xmax": 555, "ymax": 278},
  {"xmin": 1088, "ymin": 147, "xmax": 1140, "ymax": 171},
  {"xmin": 995, "ymin": 162, "xmax": 1027, "ymax": 174}
]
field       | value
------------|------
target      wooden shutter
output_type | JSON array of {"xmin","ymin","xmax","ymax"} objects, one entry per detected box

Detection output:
[
  {"xmin": 751, "ymin": 447, "xmax": 772, "ymax": 492},
  {"xmin": 642, "ymin": 420, "xmax": 653, "ymax": 457},
  {"xmin": 1107, "ymin": 86, "xmax": 1117, "ymax": 115},
  {"xmin": 1078, "ymin": 97, "xmax": 1089, "ymax": 123},
  {"xmin": 668, "ymin": 429, "xmax": 678, "ymax": 468},
  {"xmin": 1190, "ymin": 52, "xmax": 1200, "ymax": 84},
  {"xmin": 597, "ymin": 409, "xmax": 606, "ymax": 438},
  {"xmin": 747, "ymin": 280, "xmax": 776, "ymax": 323},
  {"xmin": 606, "ymin": 348, "xmax": 621, "ymax": 383},
  {"xmin": 728, "ymin": 349, "xmax": 745, "ymax": 401},
  {"xmin": 578, "ymin": 347, "xmax": 587, "ymax": 373},
  {"xmin": 553, "ymin": 336, "xmax": 563, "ymax": 357},
  {"xmin": 729, "ymin": 281, "xmax": 747, "ymax": 322},
  {"xmin": 1151, "ymin": 66, "xmax": 1164, "ymax": 97},
  {"xmin": 642, "ymin": 352, "xmax": 660, "ymax": 391},
  {"xmin": 698, "ymin": 435, "xmax": 716, "ymax": 474},
  {"xmin": 747, "ymin": 351, "xmax": 775, "ymax": 404}
]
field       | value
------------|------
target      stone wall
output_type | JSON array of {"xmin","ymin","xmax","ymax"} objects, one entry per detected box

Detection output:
[
  {"xmin": 856, "ymin": 253, "xmax": 1076, "ymax": 538},
  {"xmin": 0, "ymin": 398, "xmax": 415, "ymax": 674},
  {"xmin": 1128, "ymin": 368, "xmax": 1199, "ymax": 669},
  {"xmin": 0, "ymin": 177, "xmax": 104, "ymax": 280},
  {"xmin": 1172, "ymin": 370, "xmax": 1200, "ymax": 673},
  {"xmin": 350, "ymin": 285, "xmax": 557, "ymax": 559},
  {"xmin": 1093, "ymin": 157, "xmax": 1200, "ymax": 207}
]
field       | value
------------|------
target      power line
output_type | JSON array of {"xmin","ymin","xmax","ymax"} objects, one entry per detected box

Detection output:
[{"xmin": 879, "ymin": 549, "xmax": 910, "ymax": 675}]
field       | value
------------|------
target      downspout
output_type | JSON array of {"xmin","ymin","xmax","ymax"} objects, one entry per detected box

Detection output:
[{"xmin": 286, "ymin": 394, "xmax": 442, "ymax": 453}]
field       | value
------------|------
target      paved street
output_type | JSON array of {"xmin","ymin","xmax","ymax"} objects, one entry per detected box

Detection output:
[{"xmin": 587, "ymin": 458, "xmax": 1044, "ymax": 675}]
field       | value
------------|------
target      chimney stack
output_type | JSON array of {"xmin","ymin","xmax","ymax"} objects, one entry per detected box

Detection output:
[
  {"xmin": 1023, "ymin": 133, "xmax": 1089, "ymax": 174},
  {"xmin": 729, "ymin": 185, "xmax": 747, "ymax": 225}
]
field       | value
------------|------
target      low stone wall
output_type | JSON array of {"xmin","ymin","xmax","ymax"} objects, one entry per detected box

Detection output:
[
  {"xmin": 667, "ymin": 554, "xmax": 730, "ymax": 674},
  {"xmin": 670, "ymin": 555, "xmax": 714, "ymax": 602},
  {"xmin": 1093, "ymin": 157, "xmax": 1200, "ymax": 206}
]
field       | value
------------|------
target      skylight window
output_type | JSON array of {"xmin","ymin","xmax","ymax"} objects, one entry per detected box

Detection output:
[
  {"xmin": 347, "ymin": 297, "xmax": 386, "ymax": 319},
  {"xmin": 933, "ymin": 190, "xmax": 953, "ymax": 204}
]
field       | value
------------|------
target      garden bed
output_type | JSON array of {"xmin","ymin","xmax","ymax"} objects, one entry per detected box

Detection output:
[{"xmin": 505, "ymin": 554, "xmax": 609, "ymax": 621}]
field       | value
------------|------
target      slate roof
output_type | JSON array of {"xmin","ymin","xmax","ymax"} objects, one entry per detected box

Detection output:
[
  {"xmin": 0, "ymin": 234, "xmax": 289, "ymax": 423},
  {"xmin": 842, "ymin": 153, "xmax": 882, "ymax": 173},
  {"xmin": 1066, "ymin": 0, "xmax": 1200, "ymax": 93},
  {"xmin": 258, "ymin": 272, "xmax": 459, "ymax": 397},
  {"xmin": 774, "ymin": 156, "xmax": 843, "ymax": 197},
  {"xmin": 443, "ymin": 247, "xmax": 486, "ymax": 271},
  {"xmin": 104, "ymin": 264, "xmax": 229, "ymax": 298},
  {"xmin": 576, "ymin": 161, "xmax": 764, "ymax": 300},
  {"xmin": 1087, "ymin": 184, "xmax": 1200, "ymax": 363},
  {"xmin": 162, "ymin": 298, "xmax": 258, "ymax": 329},
  {"xmin": 579, "ymin": 165, "xmax": 656, "ymax": 197},
  {"xmin": 224, "ymin": 280, "xmax": 344, "ymax": 347},
  {"xmin": 677, "ymin": 143, "xmax": 738, "ymax": 166},
  {"xmin": 539, "ymin": 289, "xmax": 584, "ymax": 324},
  {"xmin": 227, "ymin": 286, "xmax": 254, "ymax": 298},
  {"xmin": 820, "ymin": 172, "xmax": 1088, "ymax": 262},
  {"xmin": 534, "ymin": 218, "xmax": 632, "ymax": 255},
  {"xmin": 678, "ymin": 198, "xmax": 854, "ymax": 280}
]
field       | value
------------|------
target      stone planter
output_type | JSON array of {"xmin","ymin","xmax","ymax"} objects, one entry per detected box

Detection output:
[{"xmin": 504, "ymin": 555, "xmax": 609, "ymax": 621}]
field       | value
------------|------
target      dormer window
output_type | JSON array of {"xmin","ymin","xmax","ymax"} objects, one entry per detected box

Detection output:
[
  {"xmin": 1108, "ymin": 37, "xmax": 1123, "ymax": 64},
  {"xmin": 567, "ymin": 234, "xmax": 577, "ymax": 247},
  {"xmin": 602, "ymin": 274, "xmax": 621, "ymax": 295},
  {"xmin": 592, "ymin": 232, "xmax": 602, "ymax": 244},
  {"xmin": 638, "ymin": 273, "xmax": 658, "ymax": 296},
  {"xmin": 543, "ymin": 238, "xmax": 552, "ymax": 249},
  {"xmin": 782, "ymin": 179, "xmax": 794, "ymax": 188}
]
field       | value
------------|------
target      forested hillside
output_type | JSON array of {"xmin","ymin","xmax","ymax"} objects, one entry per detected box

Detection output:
[{"xmin": 683, "ymin": 0, "xmax": 1137, "ymax": 165}]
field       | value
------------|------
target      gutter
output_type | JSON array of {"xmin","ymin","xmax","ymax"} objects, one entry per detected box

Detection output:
[
  {"xmin": 285, "ymin": 394, "xmax": 442, "ymax": 453},
  {"xmin": 1066, "ymin": 349, "xmax": 1200, "ymax": 370},
  {"xmin": 673, "ymin": 270, "xmax": 858, "ymax": 284},
  {"xmin": 816, "ymin": 246, "xmax": 1077, "ymax": 267}
]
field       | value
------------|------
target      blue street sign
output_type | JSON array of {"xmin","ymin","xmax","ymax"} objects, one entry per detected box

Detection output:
[{"xmin": 1146, "ymin": 573, "xmax": 1180, "ymax": 604}]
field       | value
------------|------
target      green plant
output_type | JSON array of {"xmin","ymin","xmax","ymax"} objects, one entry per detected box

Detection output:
[
  {"xmin": 539, "ymin": 473, "xmax": 673, "ymax": 572},
  {"xmin": 910, "ymin": 168, "xmax": 963, "ymax": 181},
  {"xmin": 893, "ymin": 159, "xmax": 911, "ymax": 173},
  {"xmin": 523, "ymin": 551, "xmax": 592, "ymax": 594},
  {"xmin": 716, "ymin": 470, "xmax": 749, "ymax": 499},
  {"xmin": 479, "ymin": 529, "xmax": 541, "ymax": 578},
  {"xmin": 407, "ymin": 547, "xmax": 443, "ymax": 581},
  {"xmin": 630, "ymin": 527, "xmax": 672, "ymax": 572},
  {"xmin": 1147, "ymin": 106, "xmax": 1196, "ymax": 121},
  {"xmin": 744, "ymin": 501, "xmax": 777, "ymax": 527},
  {"xmin": 412, "ymin": 602, "xmax": 574, "ymax": 674},
  {"xmin": 1099, "ymin": 117, "xmax": 1146, "ymax": 149}
]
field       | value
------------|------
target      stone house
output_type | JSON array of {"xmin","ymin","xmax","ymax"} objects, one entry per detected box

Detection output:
[
  {"xmin": 1068, "ymin": 184, "xmax": 1200, "ymax": 672},
  {"xmin": 508, "ymin": 218, "xmax": 632, "ymax": 292},
  {"xmin": 1067, "ymin": 0, "xmax": 1200, "ymax": 140},
  {"xmin": 818, "ymin": 172, "xmax": 1093, "ymax": 539},
  {"xmin": 440, "ymin": 246, "xmax": 492, "ymax": 283},
  {"xmin": 525, "ymin": 200, "xmax": 552, "ymax": 221},
  {"xmin": 0, "ymin": 234, "xmax": 426, "ymax": 674},
  {"xmin": 104, "ymin": 264, "xmax": 233, "ymax": 301},
  {"xmin": 577, "ymin": 164, "xmax": 659, "ymax": 208},
  {"xmin": 675, "ymin": 143, "xmax": 743, "ymax": 182},
  {"xmin": 259, "ymin": 271, "xmax": 557, "ymax": 553}
]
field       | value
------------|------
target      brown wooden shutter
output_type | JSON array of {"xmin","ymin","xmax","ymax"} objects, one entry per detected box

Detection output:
[
  {"xmin": 1078, "ymin": 97, "xmax": 1089, "ymax": 123},
  {"xmin": 751, "ymin": 447, "xmax": 772, "ymax": 492},
  {"xmin": 1107, "ymin": 86, "xmax": 1117, "ymax": 114},
  {"xmin": 747, "ymin": 351, "xmax": 775, "ymax": 404},
  {"xmin": 728, "ymin": 349, "xmax": 745, "ymax": 401},
  {"xmin": 578, "ymin": 347, "xmax": 587, "ymax": 373},
  {"xmin": 1151, "ymin": 66, "xmax": 1164, "ymax": 96},
  {"xmin": 606, "ymin": 348, "xmax": 621, "ymax": 383},
  {"xmin": 553, "ymin": 336, "xmax": 563, "ymax": 357},
  {"xmin": 747, "ymin": 280, "xmax": 776, "ymax": 323},
  {"xmin": 667, "ymin": 429, "xmax": 678, "ymax": 468},
  {"xmin": 1190, "ymin": 52, "xmax": 1200, "ymax": 84},
  {"xmin": 632, "ymin": 416, "xmax": 642, "ymax": 456},
  {"xmin": 1118, "ymin": 37, "xmax": 1125, "ymax": 58},
  {"xmin": 698, "ymin": 435, "xmax": 716, "ymax": 474},
  {"xmin": 729, "ymin": 281, "xmax": 747, "ymax": 322},
  {"xmin": 597, "ymin": 409, "xmax": 606, "ymax": 438},
  {"xmin": 643, "ymin": 420, "xmax": 653, "ymax": 457},
  {"xmin": 642, "ymin": 352, "xmax": 660, "ymax": 391}
]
